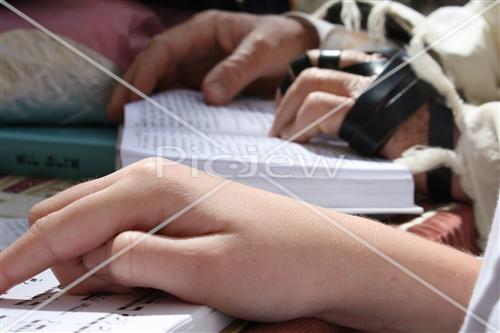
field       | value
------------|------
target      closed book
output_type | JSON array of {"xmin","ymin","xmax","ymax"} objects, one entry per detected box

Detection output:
[{"xmin": 0, "ymin": 126, "xmax": 118, "ymax": 180}]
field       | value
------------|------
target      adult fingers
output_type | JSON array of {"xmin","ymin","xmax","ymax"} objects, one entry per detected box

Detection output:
[
  {"xmin": 82, "ymin": 231, "xmax": 225, "ymax": 303},
  {"xmin": 273, "ymin": 49, "xmax": 382, "ymax": 106},
  {"xmin": 279, "ymin": 92, "xmax": 353, "ymax": 142},
  {"xmin": 107, "ymin": 11, "xmax": 220, "ymax": 121},
  {"xmin": 202, "ymin": 30, "xmax": 277, "ymax": 105},
  {"xmin": 337, "ymin": 49, "xmax": 383, "ymax": 68},
  {"xmin": 270, "ymin": 68, "xmax": 365, "ymax": 136},
  {"xmin": 107, "ymin": 62, "xmax": 139, "ymax": 122}
]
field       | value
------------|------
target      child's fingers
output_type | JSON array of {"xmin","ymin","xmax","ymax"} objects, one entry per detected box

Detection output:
[{"xmin": 82, "ymin": 231, "xmax": 226, "ymax": 303}]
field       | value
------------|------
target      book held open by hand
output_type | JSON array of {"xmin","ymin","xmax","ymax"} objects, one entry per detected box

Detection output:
[{"xmin": 121, "ymin": 90, "xmax": 421, "ymax": 214}]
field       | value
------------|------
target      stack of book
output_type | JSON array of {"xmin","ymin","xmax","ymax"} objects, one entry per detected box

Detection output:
[{"xmin": 1, "ymin": 89, "xmax": 421, "ymax": 214}]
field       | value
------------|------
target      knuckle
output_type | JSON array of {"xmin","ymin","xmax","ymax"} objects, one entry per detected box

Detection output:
[
  {"xmin": 218, "ymin": 57, "xmax": 249, "ymax": 84},
  {"xmin": 28, "ymin": 203, "xmax": 46, "ymax": 226},
  {"xmin": 304, "ymin": 91, "xmax": 328, "ymax": 108},
  {"xmin": 251, "ymin": 34, "xmax": 273, "ymax": 54},
  {"xmin": 28, "ymin": 218, "xmax": 61, "ymax": 262},
  {"xmin": 296, "ymin": 67, "xmax": 323, "ymax": 88},
  {"xmin": 129, "ymin": 158, "xmax": 160, "ymax": 178},
  {"xmin": 194, "ymin": 9, "xmax": 220, "ymax": 23}
]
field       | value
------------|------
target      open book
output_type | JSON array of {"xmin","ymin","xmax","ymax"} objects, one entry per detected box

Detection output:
[
  {"xmin": 121, "ymin": 90, "xmax": 421, "ymax": 214},
  {"xmin": 0, "ymin": 218, "xmax": 233, "ymax": 332}
]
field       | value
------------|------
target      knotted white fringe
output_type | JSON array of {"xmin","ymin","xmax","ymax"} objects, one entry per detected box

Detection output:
[
  {"xmin": 394, "ymin": 145, "xmax": 464, "ymax": 175},
  {"xmin": 341, "ymin": 0, "xmax": 362, "ymax": 31},
  {"xmin": 406, "ymin": 29, "xmax": 467, "ymax": 132},
  {"xmin": 367, "ymin": 0, "xmax": 390, "ymax": 43}
]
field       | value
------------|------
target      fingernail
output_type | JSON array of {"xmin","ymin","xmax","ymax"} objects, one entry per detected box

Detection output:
[{"xmin": 206, "ymin": 81, "xmax": 227, "ymax": 103}]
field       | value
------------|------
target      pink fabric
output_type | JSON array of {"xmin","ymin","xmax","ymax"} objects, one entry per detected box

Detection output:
[
  {"xmin": 408, "ymin": 204, "xmax": 478, "ymax": 254},
  {"xmin": 0, "ymin": 0, "xmax": 191, "ymax": 70}
]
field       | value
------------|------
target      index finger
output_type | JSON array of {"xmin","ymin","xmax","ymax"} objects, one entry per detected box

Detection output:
[
  {"xmin": 0, "ymin": 182, "xmax": 143, "ymax": 292},
  {"xmin": 270, "ymin": 68, "xmax": 353, "ymax": 137},
  {"xmin": 106, "ymin": 12, "xmax": 216, "ymax": 122}
]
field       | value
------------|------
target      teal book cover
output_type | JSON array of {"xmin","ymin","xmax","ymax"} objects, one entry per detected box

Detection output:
[{"xmin": 0, "ymin": 127, "xmax": 118, "ymax": 180}]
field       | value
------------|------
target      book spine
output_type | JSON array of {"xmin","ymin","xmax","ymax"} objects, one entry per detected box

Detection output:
[{"xmin": 0, "ymin": 133, "xmax": 117, "ymax": 181}]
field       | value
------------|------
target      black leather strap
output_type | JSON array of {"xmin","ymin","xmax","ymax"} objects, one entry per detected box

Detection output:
[
  {"xmin": 289, "ymin": 53, "xmax": 313, "ymax": 78},
  {"xmin": 339, "ymin": 50, "xmax": 410, "ymax": 143},
  {"xmin": 348, "ymin": 77, "xmax": 431, "ymax": 155},
  {"xmin": 280, "ymin": 53, "xmax": 313, "ymax": 95},
  {"xmin": 280, "ymin": 49, "xmax": 390, "ymax": 95},
  {"xmin": 427, "ymin": 96, "xmax": 454, "ymax": 202},
  {"xmin": 279, "ymin": 76, "xmax": 294, "ymax": 96},
  {"xmin": 367, "ymin": 48, "xmax": 399, "ymax": 59},
  {"xmin": 342, "ymin": 60, "xmax": 386, "ymax": 76},
  {"xmin": 318, "ymin": 49, "xmax": 342, "ymax": 69}
]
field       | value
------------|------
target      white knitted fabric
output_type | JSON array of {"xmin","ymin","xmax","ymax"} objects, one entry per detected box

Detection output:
[
  {"xmin": 391, "ymin": 3, "xmax": 500, "ymax": 249},
  {"xmin": 0, "ymin": 29, "xmax": 119, "ymax": 124},
  {"xmin": 341, "ymin": 0, "xmax": 362, "ymax": 31},
  {"xmin": 315, "ymin": 0, "xmax": 500, "ymax": 249}
]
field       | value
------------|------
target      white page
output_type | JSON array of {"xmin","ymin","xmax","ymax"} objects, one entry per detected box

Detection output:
[
  {"xmin": 122, "ymin": 127, "xmax": 405, "ymax": 180},
  {"xmin": 0, "ymin": 218, "xmax": 232, "ymax": 332},
  {"xmin": 123, "ymin": 90, "xmax": 405, "ymax": 172},
  {"xmin": 125, "ymin": 89, "xmax": 275, "ymax": 136}
]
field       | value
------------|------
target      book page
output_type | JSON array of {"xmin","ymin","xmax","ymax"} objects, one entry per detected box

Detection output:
[
  {"xmin": 125, "ymin": 89, "xmax": 275, "ymax": 137},
  {"xmin": 121, "ymin": 127, "xmax": 404, "ymax": 178},
  {"xmin": 0, "ymin": 219, "xmax": 232, "ymax": 332},
  {"xmin": 122, "ymin": 90, "xmax": 404, "ymax": 171}
]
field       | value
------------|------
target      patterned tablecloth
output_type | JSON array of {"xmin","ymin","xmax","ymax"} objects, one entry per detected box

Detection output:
[{"xmin": 0, "ymin": 174, "xmax": 478, "ymax": 333}]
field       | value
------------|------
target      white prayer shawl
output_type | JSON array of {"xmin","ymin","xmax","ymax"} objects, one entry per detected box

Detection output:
[{"xmin": 306, "ymin": 0, "xmax": 500, "ymax": 250}]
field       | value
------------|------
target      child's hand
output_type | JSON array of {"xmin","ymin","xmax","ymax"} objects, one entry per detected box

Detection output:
[
  {"xmin": 0, "ymin": 158, "xmax": 479, "ymax": 330},
  {"xmin": 0, "ymin": 158, "xmax": 341, "ymax": 321}
]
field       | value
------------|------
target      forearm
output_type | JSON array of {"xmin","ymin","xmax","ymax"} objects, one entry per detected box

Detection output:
[{"xmin": 314, "ymin": 209, "xmax": 480, "ymax": 332}]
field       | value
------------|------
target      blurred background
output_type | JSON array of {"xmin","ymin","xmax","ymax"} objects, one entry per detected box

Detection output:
[{"xmin": 296, "ymin": 0, "xmax": 469, "ymax": 14}]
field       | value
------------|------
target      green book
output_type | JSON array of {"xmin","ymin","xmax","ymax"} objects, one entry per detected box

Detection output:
[{"xmin": 0, "ymin": 127, "xmax": 118, "ymax": 180}]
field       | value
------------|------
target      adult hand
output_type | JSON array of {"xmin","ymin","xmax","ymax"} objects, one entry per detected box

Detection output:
[
  {"xmin": 107, "ymin": 10, "xmax": 319, "ymax": 121},
  {"xmin": 270, "ymin": 50, "xmax": 381, "ymax": 142},
  {"xmin": 269, "ymin": 50, "xmax": 469, "ymax": 201}
]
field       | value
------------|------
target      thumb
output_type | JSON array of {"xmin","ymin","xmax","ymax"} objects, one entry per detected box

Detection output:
[
  {"xmin": 82, "ymin": 231, "xmax": 217, "ymax": 301},
  {"xmin": 202, "ymin": 36, "xmax": 268, "ymax": 105}
]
